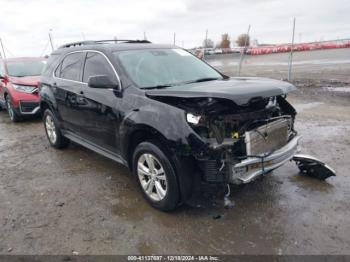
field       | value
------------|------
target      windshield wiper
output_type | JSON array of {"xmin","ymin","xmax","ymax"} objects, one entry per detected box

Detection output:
[
  {"xmin": 186, "ymin": 77, "xmax": 221, "ymax": 84},
  {"xmin": 141, "ymin": 84, "xmax": 173, "ymax": 89},
  {"xmin": 141, "ymin": 77, "xmax": 221, "ymax": 89}
]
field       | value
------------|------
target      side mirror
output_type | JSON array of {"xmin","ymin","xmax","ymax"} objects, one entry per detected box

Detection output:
[{"xmin": 88, "ymin": 75, "xmax": 118, "ymax": 89}]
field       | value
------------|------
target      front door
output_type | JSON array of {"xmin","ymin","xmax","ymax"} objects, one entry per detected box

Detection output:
[{"xmin": 78, "ymin": 51, "xmax": 121, "ymax": 154}]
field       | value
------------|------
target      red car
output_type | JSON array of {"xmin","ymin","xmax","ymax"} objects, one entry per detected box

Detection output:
[{"xmin": 0, "ymin": 57, "xmax": 46, "ymax": 122}]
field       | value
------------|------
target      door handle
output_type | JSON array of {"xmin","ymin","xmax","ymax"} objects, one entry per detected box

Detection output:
[{"xmin": 79, "ymin": 91, "xmax": 84, "ymax": 95}]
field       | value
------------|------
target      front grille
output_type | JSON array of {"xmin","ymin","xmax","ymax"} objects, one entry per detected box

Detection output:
[
  {"xmin": 20, "ymin": 101, "xmax": 39, "ymax": 113},
  {"xmin": 245, "ymin": 119, "xmax": 290, "ymax": 156}
]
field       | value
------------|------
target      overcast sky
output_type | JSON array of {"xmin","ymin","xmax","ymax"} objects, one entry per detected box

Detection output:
[{"xmin": 0, "ymin": 0, "xmax": 349, "ymax": 57}]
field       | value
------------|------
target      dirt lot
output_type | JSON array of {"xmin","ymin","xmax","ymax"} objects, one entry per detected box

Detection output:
[{"xmin": 0, "ymin": 50, "xmax": 350, "ymax": 255}]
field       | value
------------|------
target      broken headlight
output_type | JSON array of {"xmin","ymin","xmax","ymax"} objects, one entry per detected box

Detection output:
[{"xmin": 186, "ymin": 113, "xmax": 201, "ymax": 125}]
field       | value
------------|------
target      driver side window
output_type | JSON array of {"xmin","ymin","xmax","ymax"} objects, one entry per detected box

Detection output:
[{"xmin": 82, "ymin": 52, "xmax": 116, "ymax": 83}]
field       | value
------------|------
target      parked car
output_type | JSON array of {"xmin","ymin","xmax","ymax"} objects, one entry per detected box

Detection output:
[
  {"xmin": 214, "ymin": 49, "xmax": 223, "ymax": 54},
  {"xmin": 204, "ymin": 48, "xmax": 215, "ymax": 55},
  {"xmin": 39, "ymin": 40, "xmax": 335, "ymax": 211},
  {"xmin": 0, "ymin": 57, "xmax": 46, "ymax": 122}
]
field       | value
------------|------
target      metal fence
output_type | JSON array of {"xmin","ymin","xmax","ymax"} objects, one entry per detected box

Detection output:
[{"xmin": 203, "ymin": 41, "xmax": 350, "ymax": 83}]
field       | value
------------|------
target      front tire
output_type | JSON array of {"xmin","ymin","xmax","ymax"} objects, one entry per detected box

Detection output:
[
  {"xmin": 43, "ymin": 109, "xmax": 69, "ymax": 149},
  {"xmin": 132, "ymin": 141, "xmax": 180, "ymax": 211},
  {"xmin": 5, "ymin": 95, "xmax": 21, "ymax": 122}
]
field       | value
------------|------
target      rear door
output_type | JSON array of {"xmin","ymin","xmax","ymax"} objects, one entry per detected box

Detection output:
[
  {"xmin": 78, "ymin": 51, "xmax": 121, "ymax": 153},
  {"xmin": 53, "ymin": 52, "xmax": 86, "ymax": 134}
]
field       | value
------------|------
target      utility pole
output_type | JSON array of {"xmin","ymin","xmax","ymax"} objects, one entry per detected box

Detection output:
[
  {"xmin": 288, "ymin": 18, "xmax": 296, "ymax": 81},
  {"xmin": 48, "ymin": 29, "xmax": 54, "ymax": 51},
  {"xmin": 238, "ymin": 24, "xmax": 251, "ymax": 76},
  {"xmin": 173, "ymin": 32, "xmax": 176, "ymax": 45},
  {"xmin": 203, "ymin": 29, "xmax": 208, "ymax": 60},
  {"xmin": 0, "ymin": 38, "xmax": 6, "ymax": 59}
]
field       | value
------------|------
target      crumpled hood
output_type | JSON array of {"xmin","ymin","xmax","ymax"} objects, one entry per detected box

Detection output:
[
  {"xmin": 146, "ymin": 77, "xmax": 296, "ymax": 105},
  {"xmin": 9, "ymin": 76, "xmax": 40, "ymax": 86}
]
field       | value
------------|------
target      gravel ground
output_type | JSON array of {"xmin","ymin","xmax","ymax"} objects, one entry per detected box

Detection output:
[{"xmin": 0, "ymin": 49, "xmax": 349, "ymax": 255}]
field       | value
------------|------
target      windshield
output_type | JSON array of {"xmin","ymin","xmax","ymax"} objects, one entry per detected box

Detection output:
[
  {"xmin": 6, "ymin": 60, "xmax": 46, "ymax": 77},
  {"xmin": 114, "ymin": 49, "xmax": 222, "ymax": 88}
]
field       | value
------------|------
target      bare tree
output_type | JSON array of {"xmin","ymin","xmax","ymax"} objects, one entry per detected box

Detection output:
[
  {"xmin": 220, "ymin": 34, "xmax": 231, "ymax": 48},
  {"xmin": 203, "ymin": 38, "xmax": 214, "ymax": 48},
  {"xmin": 236, "ymin": 34, "xmax": 250, "ymax": 47}
]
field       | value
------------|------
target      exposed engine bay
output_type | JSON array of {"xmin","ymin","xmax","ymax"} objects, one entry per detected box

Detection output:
[
  {"xmin": 151, "ymin": 94, "xmax": 297, "ymax": 181},
  {"xmin": 188, "ymin": 96, "xmax": 296, "ymax": 150},
  {"xmin": 153, "ymin": 94, "xmax": 297, "ymax": 151},
  {"xmin": 150, "ymin": 93, "xmax": 335, "ymax": 185}
]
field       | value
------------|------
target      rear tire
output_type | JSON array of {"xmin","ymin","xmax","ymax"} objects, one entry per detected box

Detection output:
[
  {"xmin": 132, "ymin": 141, "xmax": 181, "ymax": 211},
  {"xmin": 43, "ymin": 109, "xmax": 69, "ymax": 149},
  {"xmin": 5, "ymin": 95, "xmax": 21, "ymax": 122}
]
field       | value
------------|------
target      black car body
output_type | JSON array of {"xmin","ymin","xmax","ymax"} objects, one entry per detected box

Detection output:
[{"xmin": 40, "ymin": 40, "xmax": 301, "ymax": 211}]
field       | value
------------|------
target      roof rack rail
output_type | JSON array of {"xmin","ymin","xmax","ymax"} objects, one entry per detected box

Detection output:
[{"xmin": 58, "ymin": 39, "xmax": 151, "ymax": 49}]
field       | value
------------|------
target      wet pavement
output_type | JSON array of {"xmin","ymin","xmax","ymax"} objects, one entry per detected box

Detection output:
[{"xmin": 0, "ymin": 51, "xmax": 350, "ymax": 254}]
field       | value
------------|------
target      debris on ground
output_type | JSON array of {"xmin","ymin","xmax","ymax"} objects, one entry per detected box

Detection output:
[
  {"xmin": 212, "ymin": 214, "xmax": 222, "ymax": 220},
  {"xmin": 224, "ymin": 184, "xmax": 235, "ymax": 208},
  {"xmin": 55, "ymin": 201, "xmax": 65, "ymax": 207}
]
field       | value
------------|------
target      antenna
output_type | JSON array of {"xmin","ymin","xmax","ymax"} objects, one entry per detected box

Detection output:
[{"xmin": 48, "ymin": 29, "xmax": 55, "ymax": 51}]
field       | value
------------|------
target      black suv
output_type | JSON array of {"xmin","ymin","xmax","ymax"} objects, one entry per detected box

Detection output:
[{"xmin": 40, "ymin": 39, "xmax": 302, "ymax": 211}]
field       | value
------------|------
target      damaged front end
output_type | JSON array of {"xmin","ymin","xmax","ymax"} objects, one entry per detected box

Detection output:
[
  {"xmin": 146, "ymin": 78, "xmax": 336, "ymax": 184},
  {"xmin": 185, "ymin": 96, "xmax": 300, "ymax": 184},
  {"xmin": 152, "ymin": 93, "xmax": 301, "ymax": 184}
]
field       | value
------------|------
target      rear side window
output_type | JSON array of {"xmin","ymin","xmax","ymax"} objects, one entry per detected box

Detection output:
[
  {"xmin": 42, "ymin": 54, "xmax": 60, "ymax": 77},
  {"xmin": 82, "ymin": 52, "xmax": 116, "ymax": 83},
  {"xmin": 59, "ymin": 52, "xmax": 85, "ymax": 81}
]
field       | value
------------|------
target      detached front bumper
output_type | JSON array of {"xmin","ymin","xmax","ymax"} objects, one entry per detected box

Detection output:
[{"xmin": 230, "ymin": 136, "xmax": 301, "ymax": 184}]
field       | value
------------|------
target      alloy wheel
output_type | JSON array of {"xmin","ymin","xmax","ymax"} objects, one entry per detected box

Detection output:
[
  {"xmin": 45, "ymin": 115, "xmax": 57, "ymax": 144},
  {"xmin": 137, "ymin": 153, "xmax": 167, "ymax": 201},
  {"xmin": 6, "ymin": 98, "xmax": 14, "ymax": 121}
]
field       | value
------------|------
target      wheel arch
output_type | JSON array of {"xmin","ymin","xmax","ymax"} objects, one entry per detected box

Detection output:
[
  {"xmin": 40, "ymin": 100, "xmax": 51, "ymax": 113},
  {"xmin": 125, "ymin": 125, "xmax": 195, "ymax": 203},
  {"xmin": 125, "ymin": 125, "xmax": 170, "ymax": 170}
]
